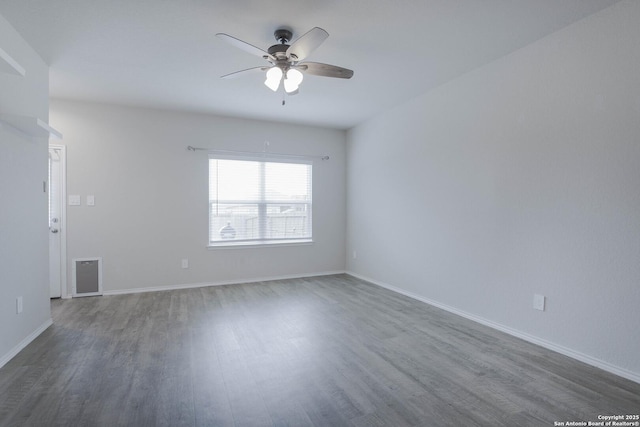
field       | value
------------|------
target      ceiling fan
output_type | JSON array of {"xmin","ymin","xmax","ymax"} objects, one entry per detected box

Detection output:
[{"xmin": 216, "ymin": 27, "xmax": 354, "ymax": 96}]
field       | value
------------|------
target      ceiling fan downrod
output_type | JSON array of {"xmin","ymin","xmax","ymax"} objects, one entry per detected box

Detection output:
[{"xmin": 274, "ymin": 29, "xmax": 292, "ymax": 44}]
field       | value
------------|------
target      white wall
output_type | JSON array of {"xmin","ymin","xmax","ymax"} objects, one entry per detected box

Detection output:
[
  {"xmin": 49, "ymin": 100, "xmax": 346, "ymax": 293},
  {"xmin": 347, "ymin": 0, "xmax": 640, "ymax": 380},
  {"xmin": 0, "ymin": 13, "xmax": 51, "ymax": 365}
]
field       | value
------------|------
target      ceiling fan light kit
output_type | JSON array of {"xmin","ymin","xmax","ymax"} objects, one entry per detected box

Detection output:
[{"xmin": 216, "ymin": 27, "xmax": 353, "ymax": 98}]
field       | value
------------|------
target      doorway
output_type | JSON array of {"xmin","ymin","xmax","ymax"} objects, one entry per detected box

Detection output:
[{"xmin": 49, "ymin": 144, "xmax": 67, "ymax": 298}]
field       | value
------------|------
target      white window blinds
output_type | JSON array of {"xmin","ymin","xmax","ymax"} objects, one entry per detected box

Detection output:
[{"xmin": 209, "ymin": 156, "xmax": 312, "ymax": 245}]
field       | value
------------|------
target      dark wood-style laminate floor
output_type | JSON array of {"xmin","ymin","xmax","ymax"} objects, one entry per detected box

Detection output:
[{"xmin": 1, "ymin": 275, "xmax": 638, "ymax": 426}]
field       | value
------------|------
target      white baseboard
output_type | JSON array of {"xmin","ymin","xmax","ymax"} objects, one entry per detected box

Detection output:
[
  {"xmin": 0, "ymin": 318, "xmax": 53, "ymax": 370},
  {"xmin": 102, "ymin": 270, "xmax": 347, "ymax": 296},
  {"xmin": 346, "ymin": 271, "xmax": 640, "ymax": 385}
]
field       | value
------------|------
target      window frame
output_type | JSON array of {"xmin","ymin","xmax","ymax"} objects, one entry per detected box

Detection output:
[{"xmin": 208, "ymin": 153, "xmax": 313, "ymax": 248}]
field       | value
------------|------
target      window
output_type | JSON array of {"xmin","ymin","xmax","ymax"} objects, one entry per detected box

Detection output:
[{"xmin": 209, "ymin": 155, "xmax": 312, "ymax": 246}]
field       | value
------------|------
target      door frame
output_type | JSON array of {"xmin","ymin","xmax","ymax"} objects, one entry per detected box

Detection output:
[{"xmin": 49, "ymin": 144, "xmax": 69, "ymax": 299}]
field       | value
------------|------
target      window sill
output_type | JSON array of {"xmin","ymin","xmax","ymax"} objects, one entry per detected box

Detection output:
[{"xmin": 207, "ymin": 239, "xmax": 313, "ymax": 250}]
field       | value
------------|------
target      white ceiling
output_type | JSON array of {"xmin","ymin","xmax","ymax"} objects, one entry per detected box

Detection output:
[{"xmin": 0, "ymin": 0, "xmax": 620, "ymax": 129}]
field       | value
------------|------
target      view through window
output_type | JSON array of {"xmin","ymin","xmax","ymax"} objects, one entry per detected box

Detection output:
[{"xmin": 209, "ymin": 156, "xmax": 312, "ymax": 246}]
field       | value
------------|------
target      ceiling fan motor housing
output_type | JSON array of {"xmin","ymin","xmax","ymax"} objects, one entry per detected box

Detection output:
[{"xmin": 267, "ymin": 44, "xmax": 288, "ymax": 58}]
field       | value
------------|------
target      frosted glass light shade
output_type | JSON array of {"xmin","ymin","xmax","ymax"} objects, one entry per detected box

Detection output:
[
  {"xmin": 265, "ymin": 67, "xmax": 283, "ymax": 91},
  {"xmin": 284, "ymin": 69, "xmax": 304, "ymax": 93}
]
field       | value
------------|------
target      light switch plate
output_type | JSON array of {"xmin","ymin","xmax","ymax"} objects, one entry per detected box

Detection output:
[
  {"xmin": 69, "ymin": 195, "xmax": 81, "ymax": 206},
  {"xmin": 87, "ymin": 195, "xmax": 95, "ymax": 206}
]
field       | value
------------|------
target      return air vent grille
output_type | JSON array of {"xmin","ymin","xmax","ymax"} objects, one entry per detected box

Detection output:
[{"xmin": 72, "ymin": 257, "xmax": 102, "ymax": 297}]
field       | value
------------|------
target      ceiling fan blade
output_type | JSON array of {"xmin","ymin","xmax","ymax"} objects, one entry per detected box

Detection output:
[
  {"xmin": 298, "ymin": 62, "xmax": 354, "ymax": 79},
  {"xmin": 216, "ymin": 33, "xmax": 273, "ymax": 60},
  {"xmin": 286, "ymin": 27, "xmax": 329, "ymax": 61},
  {"xmin": 221, "ymin": 66, "xmax": 268, "ymax": 79}
]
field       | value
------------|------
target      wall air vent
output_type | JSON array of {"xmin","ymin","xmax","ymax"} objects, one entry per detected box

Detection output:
[{"xmin": 72, "ymin": 257, "xmax": 103, "ymax": 297}]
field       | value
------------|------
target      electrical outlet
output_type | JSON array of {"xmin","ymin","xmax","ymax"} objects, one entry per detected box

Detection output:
[
  {"xmin": 533, "ymin": 294, "xmax": 545, "ymax": 311},
  {"xmin": 16, "ymin": 296, "xmax": 23, "ymax": 314},
  {"xmin": 181, "ymin": 258, "xmax": 189, "ymax": 269}
]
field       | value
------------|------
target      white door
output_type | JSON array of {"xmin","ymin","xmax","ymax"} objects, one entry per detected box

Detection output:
[{"xmin": 48, "ymin": 145, "xmax": 66, "ymax": 298}]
